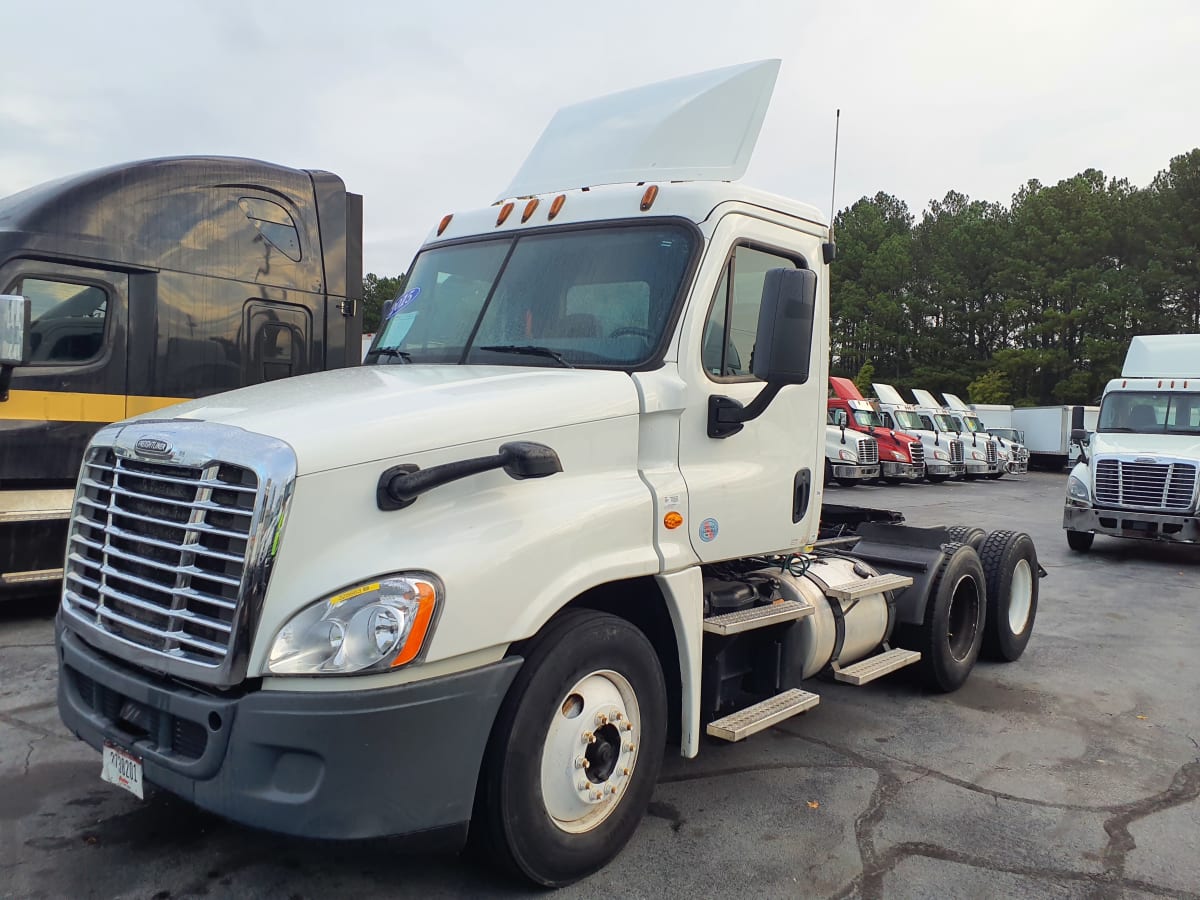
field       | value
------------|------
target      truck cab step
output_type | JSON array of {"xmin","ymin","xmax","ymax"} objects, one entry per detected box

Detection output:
[
  {"xmin": 702, "ymin": 599, "xmax": 813, "ymax": 636},
  {"xmin": 821, "ymin": 572, "xmax": 913, "ymax": 600},
  {"xmin": 706, "ymin": 688, "xmax": 820, "ymax": 741},
  {"xmin": 832, "ymin": 647, "xmax": 921, "ymax": 685}
]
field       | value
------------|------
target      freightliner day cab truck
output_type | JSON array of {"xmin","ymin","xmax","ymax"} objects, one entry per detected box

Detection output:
[
  {"xmin": 1065, "ymin": 334, "xmax": 1200, "ymax": 551},
  {"xmin": 913, "ymin": 388, "xmax": 1000, "ymax": 479},
  {"xmin": 941, "ymin": 392, "xmax": 1014, "ymax": 478},
  {"xmin": 828, "ymin": 376, "xmax": 925, "ymax": 483},
  {"xmin": 33, "ymin": 62, "xmax": 1041, "ymax": 886},
  {"xmin": 873, "ymin": 382, "xmax": 966, "ymax": 483},
  {"xmin": 0, "ymin": 158, "xmax": 363, "ymax": 596},
  {"xmin": 824, "ymin": 409, "xmax": 880, "ymax": 486}
]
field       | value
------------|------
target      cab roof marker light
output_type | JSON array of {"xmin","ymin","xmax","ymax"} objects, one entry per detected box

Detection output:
[
  {"xmin": 496, "ymin": 202, "xmax": 515, "ymax": 227},
  {"xmin": 437, "ymin": 214, "xmax": 453, "ymax": 236},
  {"xmin": 521, "ymin": 198, "xmax": 540, "ymax": 223},
  {"xmin": 640, "ymin": 185, "xmax": 659, "ymax": 211},
  {"xmin": 548, "ymin": 194, "xmax": 566, "ymax": 220}
]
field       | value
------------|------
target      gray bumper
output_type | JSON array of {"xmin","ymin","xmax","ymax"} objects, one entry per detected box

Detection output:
[
  {"xmin": 1063, "ymin": 505, "xmax": 1200, "ymax": 543},
  {"xmin": 880, "ymin": 461, "xmax": 923, "ymax": 480},
  {"xmin": 832, "ymin": 463, "xmax": 880, "ymax": 479},
  {"xmin": 926, "ymin": 462, "xmax": 966, "ymax": 476},
  {"xmin": 1006, "ymin": 459, "xmax": 1029, "ymax": 475},
  {"xmin": 57, "ymin": 625, "xmax": 521, "ymax": 842}
]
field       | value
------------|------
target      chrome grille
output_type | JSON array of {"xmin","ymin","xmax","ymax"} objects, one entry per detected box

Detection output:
[
  {"xmin": 857, "ymin": 437, "xmax": 879, "ymax": 465},
  {"xmin": 64, "ymin": 449, "xmax": 257, "ymax": 668},
  {"xmin": 1094, "ymin": 459, "xmax": 1198, "ymax": 511},
  {"xmin": 986, "ymin": 441, "xmax": 998, "ymax": 465},
  {"xmin": 908, "ymin": 442, "xmax": 925, "ymax": 466},
  {"xmin": 949, "ymin": 440, "xmax": 964, "ymax": 464}
]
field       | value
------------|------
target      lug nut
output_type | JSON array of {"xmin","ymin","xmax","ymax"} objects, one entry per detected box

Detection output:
[
  {"xmin": 623, "ymin": 767, "xmax": 631, "ymax": 776},
  {"xmin": 624, "ymin": 722, "xmax": 633, "ymax": 731},
  {"xmin": 613, "ymin": 712, "xmax": 623, "ymax": 721},
  {"xmin": 627, "ymin": 743, "xmax": 636, "ymax": 752},
  {"xmin": 595, "ymin": 713, "xmax": 608, "ymax": 726},
  {"xmin": 582, "ymin": 731, "xmax": 596, "ymax": 744},
  {"xmin": 575, "ymin": 756, "xmax": 589, "ymax": 769},
  {"xmin": 594, "ymin": 790, "xmax": 603, "ymax": 800}
]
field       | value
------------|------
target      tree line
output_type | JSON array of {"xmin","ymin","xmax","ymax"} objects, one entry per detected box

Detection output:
[
  {"xmin": 830, "ymin": 148, "xmax": 1200, "ymax": 406},
  {"xmin": 360, "ymin": 148, "xmax": 1200, "ymax": 406}
]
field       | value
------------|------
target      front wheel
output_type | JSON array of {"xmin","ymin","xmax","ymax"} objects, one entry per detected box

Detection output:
[
  {"xmin": 835, "ymin": 478, "xmax": 860, "ymax": 487},
  {"xmin": 1067, "ymin": 529, "xmax": 1094, "ymax": 552},
  {"xmin": 927, "ymin": 473, "xmax": 950, "ymax": 484},
  {"xmin": 894, "ymin": 542, "xmax": 986, "ymax": 692},
  {"xmin": 474, "ymin": 609, "xmax": 667, "ymax": 887},
  {"xmin": 979, "ymin": 530, "xmax": 1039, "ymax": 662}
]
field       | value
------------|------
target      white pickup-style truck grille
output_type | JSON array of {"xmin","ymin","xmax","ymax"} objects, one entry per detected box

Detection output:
[
  {"xmin": 950, "ymin": 440, "xmax": 964, "ymax": 464},
  {"xmin": 986, "ymin": 441, "xmax": 997, "ymax": 465},
  {"xmin": 908, "ymin": 442, "xmax": 924, "ymax": 466},
  {"xmin": 857, "ymin": 438, "xmax": 879, "ymax": 465},
  {"xmin": 1094, "ymin": 459, "xmax": 1197, "ymax": 511}
]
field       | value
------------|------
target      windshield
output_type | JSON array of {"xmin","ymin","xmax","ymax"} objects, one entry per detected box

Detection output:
[
  {"xmin": 963, "ymin": 415, "xmax": 985, "ymax": 433},
  {"xmin": 1098, "ymin": 391, "xmax": 1200, "ymax": 434},
  {"xmin": 852, "ymin": 410, "xmax": 884, "ymax": 428},
  {"xmin": 989, "ymin": 427, "xmax": 1023, "ymax": 442},
  {"xmin": 934, "ymin": 414, "xmax": 959, "ymax": 432},
  {"xmin": 892, "ymin": 410, "xmax": 925, "ymax": 431},
  {"xmin": 366, "ymin": 223, "xmax": 696, "ymax": 369}
]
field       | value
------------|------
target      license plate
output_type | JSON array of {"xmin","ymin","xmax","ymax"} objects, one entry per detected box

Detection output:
[{"xmin": 101, "ymin": 742, "xmax": 144, "ymax": 799}]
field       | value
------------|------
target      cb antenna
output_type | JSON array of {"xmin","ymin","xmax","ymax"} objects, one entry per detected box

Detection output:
[{"xmin": 823, "ymin": 109, "xmax": 841, "ymax": 264}]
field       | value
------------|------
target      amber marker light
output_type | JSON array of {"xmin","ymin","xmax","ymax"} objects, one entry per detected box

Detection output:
[
  {"xmin": 640, "ymin": 185, "xmax": 659, "ymax": 211},
  {"xmin": 548, "ymin": 194, "xmax": 566, "ymax": 220},
  {"xmin": 522, "ymin": 198, "xmax": 540, "ymax": 223},
  {"xmin": 391, "ymin": 581, "xmax": 438, "ymax": 668},
  {"xmin": 664, "ymin": 511, "xmax": 683, "ymax": 530},
  {"xmin": 437, "ymin": 214, "xmax": 453, "ymax": 236},
  {"xmin": 496, "ymin": 202, "xmax": 515, "ymax": 227}
]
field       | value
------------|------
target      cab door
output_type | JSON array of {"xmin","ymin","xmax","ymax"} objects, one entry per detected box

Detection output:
[{"xmin": 675, "ymin": 214, "xmax": 828, "ymax": 562}]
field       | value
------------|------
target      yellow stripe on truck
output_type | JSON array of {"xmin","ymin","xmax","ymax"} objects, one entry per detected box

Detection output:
[{"xmin": 0, "ymin": 390, "xmax": 189, "ymax": 423}]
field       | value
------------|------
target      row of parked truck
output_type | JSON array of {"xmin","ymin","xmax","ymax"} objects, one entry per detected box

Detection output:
[{"xmin": 823, "ymin": 378, "xmax": 1029, "ymax": 487}]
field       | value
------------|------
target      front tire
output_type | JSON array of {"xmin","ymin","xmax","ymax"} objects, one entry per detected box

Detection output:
[
  {"xmin": 835, "ymin": 478, "xmax": 860, "ymax": 487},
  {"xmin": 1067, "ymin": 529, "xmax": 1094, "ymax": 552},
  {"xmin": 474, "ymin": 609, "xmax": 667, "ymax": 887},
  {"xmin": 927, "ymin": 473, "xmax": 950, "ymax": 484},
  {"xmin": 979, "ymin": 530, "xmax": 1039, "ymax": 662},
  {"xmin": 894, "ymin": 542, "xmax": 986, "ymax": 692}
]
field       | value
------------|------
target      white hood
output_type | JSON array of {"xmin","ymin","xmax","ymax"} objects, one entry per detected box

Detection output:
[
  {"xmin": 1092, "ymin": 431, "xmax": 1200, "ymax": 461},
  {"xmin": 142, "ymin": 365, "xmax": 641, "ymax": 475}
]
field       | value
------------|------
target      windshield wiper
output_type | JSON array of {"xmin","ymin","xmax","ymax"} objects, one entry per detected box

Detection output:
[
  {"xmin": 1102, "ymin": 426, "xmax": 1135, "ymax": 432},
  {"xmin": 477, "ymin": 345, "xmax": 574, "ymax": 368},
  {"xmin": 364, "ymin": 347, "xmax": 412, "ymax": 363}
]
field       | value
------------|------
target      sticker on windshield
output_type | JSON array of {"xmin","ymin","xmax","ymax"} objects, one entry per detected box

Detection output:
[
  {"xmin": 698, "ymin": 517, "xmax": 719, "ymax": 543},
  {"xmin": 388, "ymin": 287, "xmax": 421, "ymax": 319},
  {"xmin": 381, "ymin": 311, "xmax": 417, "ymax": 344}
]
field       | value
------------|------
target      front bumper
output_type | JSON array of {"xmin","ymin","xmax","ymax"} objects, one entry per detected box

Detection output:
[
  {"xmin": 880, "ymin": 461, "xmax": 924, "ymax": 480},
  {"xmin": 1005, "ymin": 459, "xmax": 1029, "ymax": 475},
  {"xmin": 926, "ymin": 462, "xmax": 966, "ymax": 477},
  {"xmin": 831, "ymin": 463, "xmax": 880, "ymax": 480},
  {"xmin": 1063, "ymin": 505, "xmax": 1200, "ymax": 543},
  {"xmin": 57, "ymin": 625, "xmax": 521, "ymax": 842}
]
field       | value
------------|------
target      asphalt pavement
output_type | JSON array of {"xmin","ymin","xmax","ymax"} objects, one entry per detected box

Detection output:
[{"xmin": 2, "ymin": 471, "xmax": 1197, "ymax": 899}]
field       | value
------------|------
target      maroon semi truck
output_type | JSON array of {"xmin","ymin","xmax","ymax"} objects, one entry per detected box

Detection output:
[{"xmin": 828, "ymin": 377, "xmax": 925, "ymax": 484}]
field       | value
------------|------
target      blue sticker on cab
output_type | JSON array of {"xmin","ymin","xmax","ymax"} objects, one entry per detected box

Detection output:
[
  {"xmin": 698, "ymin": 517, "xmax": 719, "ymax": 542},
  {"xmin": 388, "ymin": 287, "xmax": 421, "ymax": 319}
]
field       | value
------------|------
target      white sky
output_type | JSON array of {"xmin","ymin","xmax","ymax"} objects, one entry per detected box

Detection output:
[{"xmin": 4, "ymin": 0, "xmax": 1198, "ymax": 276}]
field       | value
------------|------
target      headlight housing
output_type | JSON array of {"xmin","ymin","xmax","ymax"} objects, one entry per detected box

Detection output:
[
  {"xmin": 267, "ymin": 574, "xmax": 441, "ymax": 675},
  {"xmin": 932, "ymin": 448, "xmax": 949, "ymax": 461},
  {"xmin": 1066, "ymin": 475, "xmax": 1091, "ymax": 507},
  {"xmin": 890, "ymin": 449, "xmax": 907, "ymax": 461},
  {"xmin": 838, "ymin": 448, "xmax": 857, "ymax": 462}
]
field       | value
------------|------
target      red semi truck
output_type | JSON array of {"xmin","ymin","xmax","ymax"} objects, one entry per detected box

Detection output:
[{"xmin": 828, "ymin": 377, "xmax": 925, "ymax": 484}]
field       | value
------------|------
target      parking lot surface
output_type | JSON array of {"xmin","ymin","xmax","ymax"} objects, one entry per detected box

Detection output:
[{"xmin": 2, "ymin": 471, "xmax": 1197, "ymax": 899}]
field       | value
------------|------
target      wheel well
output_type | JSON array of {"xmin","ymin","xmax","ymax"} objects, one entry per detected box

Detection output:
[{"xmin": 557, "ymin": 577, "xmax": 683, "ymax": 744}]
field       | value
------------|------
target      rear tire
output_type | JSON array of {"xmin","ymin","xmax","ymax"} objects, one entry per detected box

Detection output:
[
  {"xmin": 979, "ymin": 530, "xmax": 1038, "ymax": 662},
  {"xmin": 1066, "ymin": 530, "xmax": 1094, "ymax": 552},
  {"xmin": 473, "ymin": 609, "xmax": 666, "ymax": 887},
  {"xmin": 894, "ymin": 542, "xmax": 986, "ymax": 692},
  {"xmin": 945, "ymin": 525, "xmax": 986, "ymax": 551}
]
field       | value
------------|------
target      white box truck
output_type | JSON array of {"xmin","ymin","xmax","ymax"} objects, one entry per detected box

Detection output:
[
  {"xmin": 37, "ymin": 62, "xmax": 1041, "ymax": 886},
  {"xmin": 1011, "ymin": 405, "xmax": 1099, "ymax": 470},
  {"xmin": 1064, "ymin": 335, "xmax": 1200, "ymax": 550}
]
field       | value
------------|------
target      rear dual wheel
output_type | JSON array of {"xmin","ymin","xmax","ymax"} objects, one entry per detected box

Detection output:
[
  {"xmin": 978, "ymin": 530, "xmax": 1038, "ymax": 662},
  {"xmin": 474, "ymin": 610, "xmax": 666, "ymax": 887}
]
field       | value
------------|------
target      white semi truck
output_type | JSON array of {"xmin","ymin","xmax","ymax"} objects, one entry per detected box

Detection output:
[
  {"xmin": 1064, "ymin": 334, "xmax": 1200, "ymax": 551},
  {"xmin": 35, "ymin": 62, "xmax": 1041, "ymax": 886},
  {"xmin": 873, "ymin": 383, "xmax": 966, "ymax": 483},
  {"xmin": 825, "ymin": 409, "xmax": 881, "ymax": 486},
  {"xmin": 913, "ymin": 389, "xmax": 999, "ymax": 479},
  {"xmin": 1011, "ymin": 405, "xmax": 1099, "ymax": 470},
  {"xmin": 942, "ymin": 392, "xmax": 1018, "ymax": 477}
]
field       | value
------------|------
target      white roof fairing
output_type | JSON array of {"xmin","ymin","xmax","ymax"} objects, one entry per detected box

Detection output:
[{"xmin": 499, "ymin": 59, "xmax": 781, "ymax": 201}]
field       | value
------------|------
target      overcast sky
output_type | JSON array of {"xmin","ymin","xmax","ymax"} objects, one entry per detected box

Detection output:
[{"xmin": 4, "ymin": 1, "xmax": 1198, "ymax": 276}]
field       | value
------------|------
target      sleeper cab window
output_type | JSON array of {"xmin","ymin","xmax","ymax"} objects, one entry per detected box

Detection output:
[
  {"xmin": 702, "ymin": 245, "xmax": 798, "ymax": 380},
  {"xmin": 11, "ymin": 277, "xmax": 108, "ymax": 365},
  {"xmin": 239, "ymin": 197, "xmax": 302, "ymax": 262}
]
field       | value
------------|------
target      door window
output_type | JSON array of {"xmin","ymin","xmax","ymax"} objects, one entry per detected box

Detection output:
[
  {"xmin": 702, "ymin": 245, "xmax": 798, "ymax": 380},
  {"xmin": 10, "ymin": 277, "xmax": 108, "ymax": 364}
]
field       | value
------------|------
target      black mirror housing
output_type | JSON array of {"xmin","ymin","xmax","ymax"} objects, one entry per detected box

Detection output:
[
  {"xmin": 751, "ymin": 268, "xmax": 816, "ymax": 385},
  {"xmin": 1070, "ymin": 428, "xmax": 1090, "ymax": 446}
]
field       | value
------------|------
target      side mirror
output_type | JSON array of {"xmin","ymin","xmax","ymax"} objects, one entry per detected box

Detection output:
[
  {"xmin": 751, "ymin": 267, "xmax": 816, "ymax": 384},
  {"xmin": 0, "ymin": 294, "xmax": 31, "ymax": 403},
  {"xmin": 1070, "ymin": 428, "xmax": 1090, "ymax": 446}
]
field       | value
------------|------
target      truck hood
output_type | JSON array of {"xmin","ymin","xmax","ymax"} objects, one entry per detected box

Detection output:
[
  {"xmin": 1092, "ymin": 432, "xmax": 1200, "ymax": 461},
  {"xmin": 139, "ymin": 365, "xmax": 640, "ymax": 475}
]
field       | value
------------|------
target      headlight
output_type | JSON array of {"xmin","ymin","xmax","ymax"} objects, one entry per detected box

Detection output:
[
  {"xmin": 933, "ymin": 449, "xmax": 949, "ymax": 461},
  {"xmin": 971, "ymin": 450, "xmax": 984, "ymax": 460},
  {"xmin": 890, "ymin": 450, "xmax": 907, "ymax": 461},
  {"xmin": 267, "ymin": 574, "xmax": 441, "ymax": 675},
  {"xmin": 838, "ymin": 449, "xmax": 857, "ymax": 462},
  {"xmin": 1066, "ymin": 475, "xmax": 1091, "ymax": 507}
]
